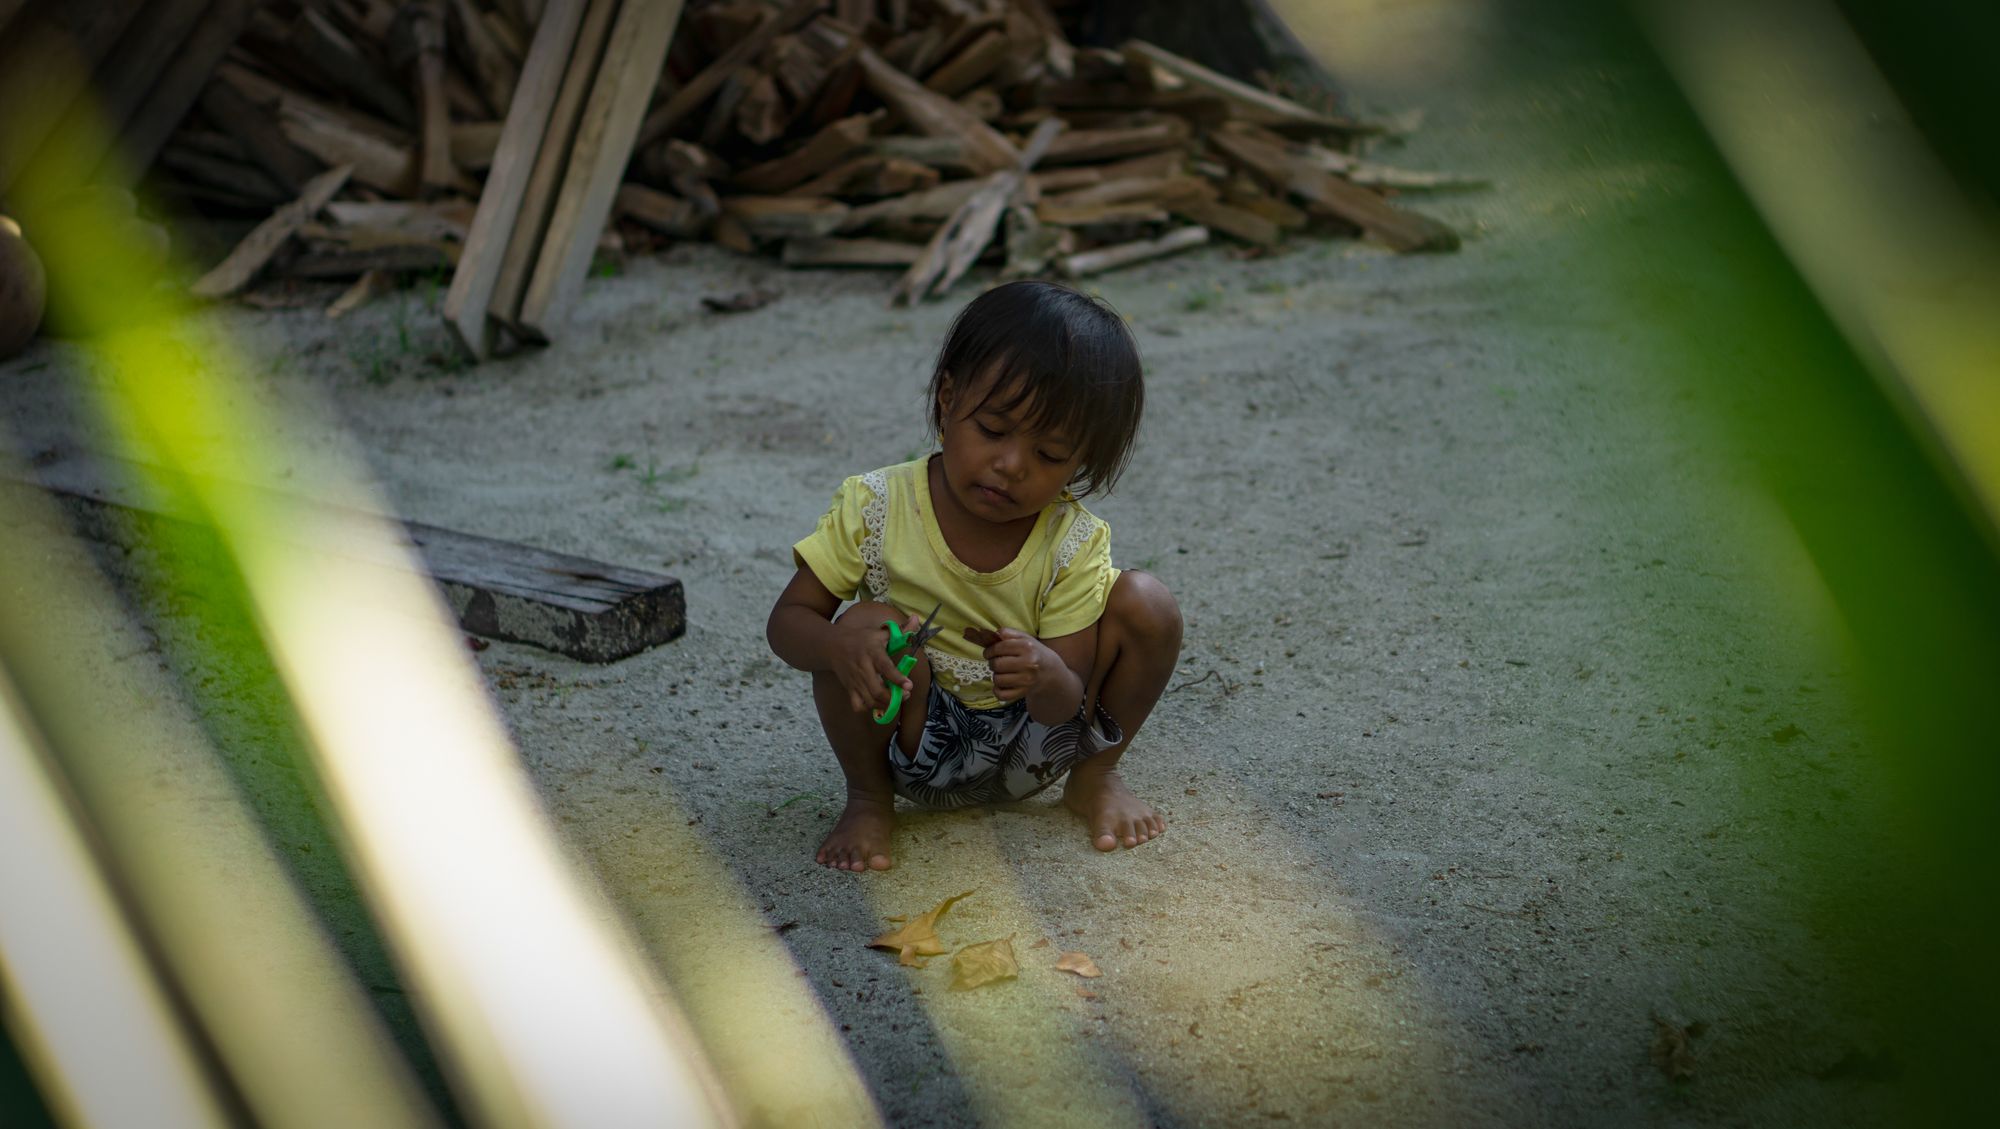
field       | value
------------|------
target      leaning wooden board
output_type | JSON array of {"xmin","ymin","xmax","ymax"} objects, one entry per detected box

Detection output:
[{"xmin": 21, "ymin": 449, "xmax": 683, "ymax": 664}]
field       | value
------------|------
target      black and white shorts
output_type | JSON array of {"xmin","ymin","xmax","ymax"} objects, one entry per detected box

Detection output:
[{"xmin": 887, "ymin": 684, "xmax": 1123, "ymax": 810}]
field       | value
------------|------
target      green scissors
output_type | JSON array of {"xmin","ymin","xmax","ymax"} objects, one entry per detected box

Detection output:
[{"xmin": 874, "ymin": 601, "xmax": 943, "ymax": 725}]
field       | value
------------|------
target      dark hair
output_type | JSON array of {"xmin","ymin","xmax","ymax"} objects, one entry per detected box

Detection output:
[{"xmin": 926, "ymin": 280, "xmax": 1144, "ymax": 498}]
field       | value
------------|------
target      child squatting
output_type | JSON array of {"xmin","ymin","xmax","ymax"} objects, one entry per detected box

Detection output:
[{"xmin": 767, "ymin": 280, "xmax": 1184, "ymax": 871}]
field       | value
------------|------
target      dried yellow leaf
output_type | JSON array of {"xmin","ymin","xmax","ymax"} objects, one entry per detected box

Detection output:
[
  {"xmin": 950, "ymin": 934, "xmax": 1019, "ymax": 990},
  {"xmin": 869, "ymin": 891, "xmax": 973, "ymax": 958},
  {"xmin": 898, "ymin": 945, "xmax": 928, "ymax": 968},
  {"xmin": 1055, "ymin": 951, "xmax": 1101, "ymax": 979}
]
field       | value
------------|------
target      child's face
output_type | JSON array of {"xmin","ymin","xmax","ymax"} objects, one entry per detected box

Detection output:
[{"xmin": 936, "ymin": 368, "xmax": 1084, "ymax": 524}]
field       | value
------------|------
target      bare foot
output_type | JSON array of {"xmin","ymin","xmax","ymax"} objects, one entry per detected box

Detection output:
[
  {"xmin": 816, "ymin": 794, "xmax": 895, "ymax": 871},
  {"xmin": 1063, "ymin": 768, "xmax": 1164, "ymax": 852}
]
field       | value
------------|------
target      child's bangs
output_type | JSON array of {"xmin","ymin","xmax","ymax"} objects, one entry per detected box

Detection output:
[{"xmin": 970, "ymin": 352, "xmax": 1096, "ymax": 450}]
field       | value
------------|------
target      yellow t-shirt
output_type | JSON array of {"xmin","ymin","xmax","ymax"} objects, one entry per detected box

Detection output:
[{"xmin": 793, "ymin": 456, "xmax": 1117, "ymax": 709}]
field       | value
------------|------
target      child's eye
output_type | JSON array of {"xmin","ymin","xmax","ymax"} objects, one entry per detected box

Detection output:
[
  {"xmin": 975, "ymin": 421, "xmax": 1003, "ymax": 438},
  {"xmin": 1037, "ymin": 450, "xmax": 1069, "ymax": 464}
]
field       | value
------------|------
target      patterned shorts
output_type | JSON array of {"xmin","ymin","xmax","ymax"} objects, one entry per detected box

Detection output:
[{"xmin": 887, "ymin": 684, "xmax": 1124, "ymax": 810}]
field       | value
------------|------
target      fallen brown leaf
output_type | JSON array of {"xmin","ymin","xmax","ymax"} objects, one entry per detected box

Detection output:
[
  {"xmin": 1075, "ymin": 988, "xmax": 1099, "ymax": 1000},
  {"xmin": 898, "ymin": 945, "xmax": 927, "ymax": 968},
  {"xmin": 1029, "ymin": 936, "xmax": 1050, "ymax": 949},
  {"xmin": 951, "ymin": 935, "xmax": 1019, "ymax": 990},
  {"xmin": 1055, "ymin": 951, "xmax": 1102, "ymax": 979},
  {"xmin": 1651, "ymin": 1017, "xmax": 1697, "ymax": 1082},
  {"xmin": 870, "ymin": 891, "xmax": 973, "ymax": 959}
]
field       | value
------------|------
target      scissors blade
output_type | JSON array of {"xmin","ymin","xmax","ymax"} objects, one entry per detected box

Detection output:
[{"xmin": 910, "ymin": 601, "xmax": 943, "ymax": 648}]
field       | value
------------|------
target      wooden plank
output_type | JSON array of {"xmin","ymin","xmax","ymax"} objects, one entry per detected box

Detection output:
[
  {"xmin": 1208, "ymin": 124, "xmax": 1458, "ymax": 252},
  {"xmin": 615, "ymin": 182, "xmax": 704, "ymax": 238},
  {"xmin": 450, "ymin": 121, "xmax": 504, "ymax": 171},
  {"xmin": 1122, "ymin": 39, "xmax": 1379, "ymax": 135},
  {"xmin": 158, "ymin": 146, "xmax": 288, "ymax": 205},
  {"xmin": 486, "ymin": 0, "xmax": 617, "ymax": 336},
  {"xmin": 25, "ymin": 450, "xmax": 686, "ymax": 663},
  {"xmin": 516, "ymin": 0, "xmax": 686, "ymax": 339},
  {"xmin": 1035, "ymin": 201, "xmax": 1167, "ymax": 227},
  {"xmin": 326, "ymin": 269, "xmax": 396, "ymax": 318},
  {"xmin": 198, "ymin": 79, "xmax": 323, "ymax": 194},
  {"xmin": 1057, "ymin": 223, "xmax": 1208, "ymax": 277},
  {"xmin": 1040, "ymin": 175, "xmax": 1212, "ymax": 209},
  {"xmin": 1026, "ymin": 167, "xmax": 1101, "ymax": 194},
  {"xmin": 855, "ymin": 46, "xmax": 1017, "ymax": 174},
  {"xmin": 834, "ymin": 0, "xmax": 873, "ymax": 32},
  {"xmin": 483, "ymin": 8, "xmax": 527, "ymax": 61},
  {"xmin": 697, "ymin": 65, "xmax": 759, "ymax": 151},
  {"xmin": 1082, "ymin": 148, "xmax": 1189, "ymax": 182},
  {"xmin": 216, "ymin": 63, "xmax": 432, "ymax": 196},
  {"xmin": 448, "ymin": 0, "xmax": 518, "ymax": 117},
  {"xmin": 191, "ymin": 165, "xmax": 353, "ymax": 299},
  {"xmin": 290, "ymin": 6, "xmax": 416, "ymax": 126},
  {"xmin": 892, "ymin": 117, "xmax": 1062, "ymax": 304},
  {"xmin": 326, "ymin": 199, "xmax": 476, "ymax": 241},
  {"xmin": 1039, "ymin": 119, "xmax": 1189, "ymax": 166},
  {"xmin": 1001, "ymin": 199, "xmax": 1069, "ymax": 278},
  {"xmin": 791, "ymin": 156, "xmax": 939, "ymax": 199},
  {"xmin": 879, "ymin": 26, "xmax": 942, "ymax": 78},
  {"xmin": 734, "ymin": 72, "xmax": 787, "ymax": 145},
  {"xmin": 1167, "ymin": 196, "xmax": 1281, "ymax": 246},
  {"xmin": 956, "ymin": 86, "xmax": 1003, "ymax": 123},
  {"xmin": 1221, "ymin": 175, "xmax": 1308, "ymax": 228},
  {"xmin": 836, "ymin": 177, "xmax": 983, "ymax": 232},
  {"xmin": 864, "ymin": 134, "xmax": 972, "ymax": 174},
  {"xmin": 1014, "ymin": 0, "xmax": 1073, "ymax": 80},
  {"xmin": 802, "ymin": 39, "xmax": 865, "ymax": 130},
  {"xmin": 635, "ymin": 0, "xmax": 824, "ymax": 146},
  {"xmin": 731, "ymin": 112, "xmax": 874, "ymax": 194},
  {"xmin": 410, "ymin": 1, "xmax": 459, "ymax": 195},
  {"xmin": 441, "ymin": 0, "xmax": 587, "ymax": 359},
  {"xmin": 719, "ymin": 195, "xmax": 849, "ymax": 240},
  {"xmin": 921, "ymin": 29, "xmax": 1008, "ymax": 97},
  {"xmin": 781, "ymin": 237, "xmax": 924, "ymax": 268}
]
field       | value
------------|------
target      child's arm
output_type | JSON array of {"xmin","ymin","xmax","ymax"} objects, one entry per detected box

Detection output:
[
  {"xmin": 767, "ymin": 568, "xmax": 917, "ymax": 715},
  {"xmin": 964, "ymin": 625, "xmax": 1095, "ymax": 726}
]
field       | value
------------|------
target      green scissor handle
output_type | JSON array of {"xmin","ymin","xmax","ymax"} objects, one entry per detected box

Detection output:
[
  {"xmin": 874, "ymin": 603, "xmax": 941, "ymax": 726},
  {"xmin": 872, "ymin": 649, "xmax": 920, "ymax": 726},
  {"xmin": 873, "ymin": 620, "xmax": 921, "ymax": 726}
]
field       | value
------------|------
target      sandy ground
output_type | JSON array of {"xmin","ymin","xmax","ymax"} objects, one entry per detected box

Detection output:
[{"xmin": 2, "ymin": 3, "xmax": 1929, "ymax": 1127}]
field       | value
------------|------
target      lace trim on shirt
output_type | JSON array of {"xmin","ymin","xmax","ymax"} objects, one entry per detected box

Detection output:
[
  {"xmin": 929, "ymin": 650, "xmax": 993, "ymax": 689},
  {"xmin": 1043, "ymin": 506, "xmax": 1100, "ymax": 599},
  {"xmin": 858, "ymin": 469, "xmax": 889, "ymax": 601}
]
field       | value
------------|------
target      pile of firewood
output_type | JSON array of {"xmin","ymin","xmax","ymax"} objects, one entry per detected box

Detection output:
[{"xmin": 0, "ymin": 0, "xmax": 1479, "ymax": 362}]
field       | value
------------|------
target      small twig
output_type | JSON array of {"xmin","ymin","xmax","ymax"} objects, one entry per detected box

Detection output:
[{"xmin": 1168, "ymin": 669, "xmax": 1220, "ymax": 694}]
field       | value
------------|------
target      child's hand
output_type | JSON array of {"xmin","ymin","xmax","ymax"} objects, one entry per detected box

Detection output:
[
  {"xmin": 963, "ymin": 626, "xmax": 1058, "ymax": 702},
  {"xmin": 833, "ymin": 611, "xmax": 923, "ymax": 715}
]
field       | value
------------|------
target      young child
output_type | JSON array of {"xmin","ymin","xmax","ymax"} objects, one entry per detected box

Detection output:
[{"xmin": 766, "ymin": 280, "xmax": 1184, "ymax": 872}]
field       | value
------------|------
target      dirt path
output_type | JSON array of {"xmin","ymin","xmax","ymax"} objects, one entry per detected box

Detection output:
[{"xmin": 1, "ymin": 3, "xmax": 1926, "ymax": 1126}]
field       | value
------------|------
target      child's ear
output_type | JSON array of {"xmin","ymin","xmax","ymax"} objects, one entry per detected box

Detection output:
[{"xmin": 935, "ymin": 372, "xmax": 954, "ymax": 416}]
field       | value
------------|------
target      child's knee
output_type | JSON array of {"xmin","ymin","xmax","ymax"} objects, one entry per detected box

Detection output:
[{"xmin": 1107, "ymin": 570, "xmax": 1182, "ymax": 649}]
